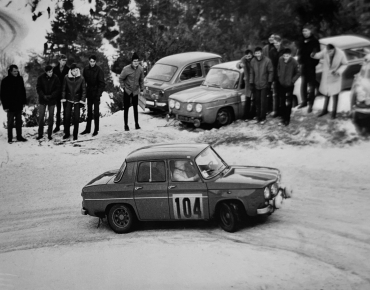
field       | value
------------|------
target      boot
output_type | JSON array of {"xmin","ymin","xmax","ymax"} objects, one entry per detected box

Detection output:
[
  {"xmin": 135, "ymin": 123, "xmax": 141, "ymax": 130},
  {"xmin": 318, "ymin": 96, "xmax": 329, "ymax": 117},
  {"xmin": 53, "ymin": 126, "xmax": 60, "ymax": 133},
  {"xmin": 125, "ymin": 125, "xmax": 130, "ymax": 131},
  {"xmin": 80, "ymin": 129, "xmax": 90, "ymax": 135},
  {"xmin": 92, "ymin": 130, "xmax": 98, "ymax": 136}
]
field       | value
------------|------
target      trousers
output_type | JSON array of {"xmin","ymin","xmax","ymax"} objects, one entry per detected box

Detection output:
[{"xmin": 38, "ymin": 104, "xmax": 55, "ymax": 138}]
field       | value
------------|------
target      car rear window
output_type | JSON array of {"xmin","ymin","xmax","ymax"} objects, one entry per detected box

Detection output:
[
  {"xmin": 344, "ymin": 46, "xmax": 370, "ymax": 61},
  {"xmin": 114, "ymin": 162, "xmax": 135, "ymax": 183},
  {"xmin": 146, "ymin": 64, "xmax": 178, "ymax": 82}
]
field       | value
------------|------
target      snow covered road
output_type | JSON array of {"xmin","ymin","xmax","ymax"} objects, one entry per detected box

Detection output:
[{"xmin": 0, "ymin": 111, "xmax": 370, "ymax": 289}]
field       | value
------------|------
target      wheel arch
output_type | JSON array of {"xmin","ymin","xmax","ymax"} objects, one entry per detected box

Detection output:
[
  {"xmin": 213, "ymin": 198, "xmax": 247, "ymax": 219},
  {"xmin": 105, "ymin": 202, "xmax": 139, "ymax": 220}
]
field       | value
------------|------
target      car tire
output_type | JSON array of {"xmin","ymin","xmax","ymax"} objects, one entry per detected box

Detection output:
[
  {"xmin": 216, "ymin": 108, "xmax": 233, "ymax": 127},
  {"xmin": 218, "ymin": 202, "xmax": 239, "ymax": 232},
  {"xmin": 107, "ymin": 204, "xmax": 135, "ymax": 234}
]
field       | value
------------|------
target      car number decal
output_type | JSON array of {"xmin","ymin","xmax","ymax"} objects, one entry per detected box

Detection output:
[{"xmin": 172, "ymin": 194, "xmax": 204, "ymax": 219}]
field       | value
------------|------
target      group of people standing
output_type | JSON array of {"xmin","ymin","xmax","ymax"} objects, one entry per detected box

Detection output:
[
  {"xmin": 1, "ymin": 52, "xmax": 145, "ymax": 144},
  {"xmin": 238, "ymin": 24, "xmax": 348, "ymax": 126}
]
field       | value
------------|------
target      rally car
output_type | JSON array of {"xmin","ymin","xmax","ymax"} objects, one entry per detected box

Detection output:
[{"xmin": 81, "ymin": 144, "xmax": 291, "ymax": 233}]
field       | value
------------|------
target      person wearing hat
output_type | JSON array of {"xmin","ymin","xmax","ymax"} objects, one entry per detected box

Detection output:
[
  {"xmin": 36, "ymin": 65, "xmax": 61, "ymax": 140},
  {"xmin": 61, "ymin": 63, "xmax": 86, "ymax": 140},
  {"xmin": 119, "ymin": 52, "xmax": 145, "ymax": 131},
  {"xmin": 81, "ymin": 55, "xmax": 105, "ymax": 136}
]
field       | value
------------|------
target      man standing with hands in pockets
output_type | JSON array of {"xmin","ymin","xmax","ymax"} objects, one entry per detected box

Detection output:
[{"xmin": 119, "ymin": 52, "xmax": 144, "ymax": 131}]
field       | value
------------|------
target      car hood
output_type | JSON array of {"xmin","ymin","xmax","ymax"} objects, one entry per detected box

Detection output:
[
  {"xmin": 207, "ymin": 165, "xmax": 279, "ymax": 190},
  {"xmin": 171, "ymin": 86, "xmax": 236, "ymax": 103},
  {"xmin": 84, "ymin": 169, "xmax": 119, "ymax": 187}
]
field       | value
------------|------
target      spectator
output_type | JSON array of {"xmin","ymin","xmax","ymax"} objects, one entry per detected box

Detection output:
[
  {"xmin": 36, "ymin": 65, "xmax": 61, "ymax": 140},
  {"xmin": 53, "ymin": 54, "xmax": 69, "ymax": 133},
  {"xmin": 81, "ymin": 55, "xmax": 105, "ymax": 137},
  {"xmin": 297, "ymin": 24, "xmax": 320, "ymax": 112},
  {"xmin": 269, "ymin": 35, "xmax": 285, "ymax": 118},
  {"xmin": 277, "ymin": 48, "xmax": 300, "ymax": 126},
  {"xmin": 262, "ymin": 34, "xmax": 275, "ymax": 58},
  {"xmin": 236, "ymin": 49, "xmax": 255, "ymax": 121},
  {"xmin": 0, "ymin": 65, "xmax": 27, "ymax": 143},
  {"xmin": 61, "ymin": 63, "xmax": 86, "ymax": 141},
  {"xmin": 249, "ymin": 47, "xmax": 274, "ymax": 125},
  {"xmin": 311, "ymin": 44, "xmax": 348, "ymax": 119},
  {"xmin": 119, "ymin": 52, "xmax": 144, "ymax": 131}
]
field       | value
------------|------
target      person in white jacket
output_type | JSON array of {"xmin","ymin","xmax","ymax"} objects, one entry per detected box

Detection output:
[{"xmin": 311, "ymin": 44, "xmax": 348, "ymax": 119}]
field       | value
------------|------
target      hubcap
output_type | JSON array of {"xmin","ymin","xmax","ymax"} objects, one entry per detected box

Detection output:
[
  {"xmin": 217, "ymin": 111, "xmax": 228, "ymax": 124},
  {"xmin": 113, "ymin": 208, "xmax": 129, "ymax": 228}
]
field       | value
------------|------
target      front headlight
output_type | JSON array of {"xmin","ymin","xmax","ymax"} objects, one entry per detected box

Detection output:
[
  {"xmin": 169, "ymin": 99, "xmax": 175, "ymax": 108},
  {"xmin": 264, "ymin": 187, "xmax": 271, "ymax": 199},
  {"xmin": 271, "ymin": 183, "xmax": 278, "ymax": 196},
  {"xmin": 187, "ymin": 103, "xmax": 193, "ymax": 111},
  {"xmin": 195, "ymin": 104, "xmax": 203, "ymax": 112},
  {"xmin": 175, "ymin": 101, "xmax": 181, "ymax": 110}
]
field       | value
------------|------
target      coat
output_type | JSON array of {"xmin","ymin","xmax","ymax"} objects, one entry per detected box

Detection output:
[
  {"xmin": 61, "ymin": 69, "xmax": 86, "ymax": 104},
  {"xmin": 53, "ymin": 64, "xmax": 69, "ymax": 100},
  {"xmin": 236, "ymin": 56, "xmax": 253, "ymax": 97},
  {"xmin": 297, "ymin": 35, "xmax": 320, "ymax": 80},
  {"xmin": 249, "ymin": 56, "xmax": 274, "ymax": 90},
  {"xmin": 312, "ymin": 47, "xmax": 348, "ymax": 96},
  {"xmin": 82, "ymin": 64, "xmax": 105, "ymax": 100},
  {"xmin": 269, "ymin": 46, "xmax": 285, "ymax": 79},
  {"xmin": 277, "ymin": 57, "xmax": 300, "ymax": 87},
  {"xmin": 0, "ymin": 72, "xmax": 27, "ymax": 111},
  {"xmin": 119, "ymin": 64, "xmax": 144, "ymax": 96},
  {"xmin": 36, "ymin": 73, "xmax": 61, "ymax": 106}
]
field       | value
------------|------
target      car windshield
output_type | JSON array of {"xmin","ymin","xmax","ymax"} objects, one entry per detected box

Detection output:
[
  {"xmin": 320, "ymin": 44, "xmax": 370, "ymax": 61},
  {"xmin": 114, "ymin": 161, "xmax": 126, "ymax": 183},
  {"xmin": 146, "ymin": 63, "xmax": 178, "ymax": 82},
  {"xmin": 203, "ymin": 68, "xmax": 240, "ymax": 89},
  {"xmin": 195, "ymin": 147, "xmax": 228, "ymax": 179}
]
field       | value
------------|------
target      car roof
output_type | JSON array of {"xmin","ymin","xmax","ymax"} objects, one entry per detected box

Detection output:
[
  {"xmin": 212, "ymin": 60, "xmax": 243, "ymax": 72},
  {"xmin": 157, "ymin": 52, "xmax": 222, "ymax": 67},
  {"xmin": 320, "ymin": 35, "xmax": 370, "ymax": 50},
  {"xmin": 126, "ymin": 143, "xmax": 210, "ymax": 162}
]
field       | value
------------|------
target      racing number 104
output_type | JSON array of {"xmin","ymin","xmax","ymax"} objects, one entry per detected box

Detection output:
[{"xmin": 173, "ymin": 194, "xmax": 204, "ymax": 219}]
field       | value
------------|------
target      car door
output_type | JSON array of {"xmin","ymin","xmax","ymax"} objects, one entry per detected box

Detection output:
[
  {"xmin": 168, "ymin": 159, "xmax": 209, "ymax": 220},
  {"xmin": 133, "ymin": 160, "xmax": 170, "ymax": 220}
]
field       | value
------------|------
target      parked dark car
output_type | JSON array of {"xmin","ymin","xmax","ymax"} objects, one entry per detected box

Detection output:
[
  {"xmin": 350, "ymin": 54, "xmax": 370, "ymax": 135},
  {"xmin": 143, "ymin": 52, "xmax": 222, "ymax": 111},
  {"xmin": 81, "ymin": 144, "xmax": 292, "ymax": 233},
  {"xmin": 168, "ymin": 61, "xmax": 247, "ymax": 127},
  {"xmin": 294, "ymin": 35, "xmax": 370, "ymax": 105}
]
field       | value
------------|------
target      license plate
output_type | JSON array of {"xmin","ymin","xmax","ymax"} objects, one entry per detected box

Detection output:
[{"xmin": 177, "ymin": 115, "xmax": 192, "ymax": 122}]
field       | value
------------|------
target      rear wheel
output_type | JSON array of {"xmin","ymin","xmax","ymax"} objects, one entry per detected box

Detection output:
[
  {"xmin": 216, "ymin": 108, "xmax": 233, "ymax": 127},
  {"xmin": 218, "ymin": 202, "xmax": 239, "ymax": 232},
  {"xmin": 107, "ymin": 204, "xmax": 135, "ymax": 234}
]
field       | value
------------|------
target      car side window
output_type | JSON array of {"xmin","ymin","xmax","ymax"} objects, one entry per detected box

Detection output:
[
  {"xmin": 204, "ymin": 59, "xmax": 220, "ymax": 75},
  {"xmin": 169, "ymin": 160, "xmax": 200, "ymax": 182},
  {"xmin": 137, "ymin": 161, "xmax": 166, "ymax": 183},
  {"xmin": 179, "ymin": 63, "xmax": 202, "ymax": 81}
]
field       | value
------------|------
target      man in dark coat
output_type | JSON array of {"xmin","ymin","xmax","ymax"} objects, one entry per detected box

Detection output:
[
  {"xmin": 277, "ymin": 48, "xmax": 300, "ymax": 126},
  {"xmin": 269, "ymin": 35, "xmax": 285, "ymax": 118},
  {"xmin": 61, "ymin": 63, "xmax": 86, "ymax": 141},
  {"xmin": 119, "ymin": 52, "xmax": 144, "ymax": 131},
  {"xmin": 236, "ymin": 49, "xmax": 255, "ymax": 121},
  {"xmin": 297, "ymin": 24, "xmax": 320, "ymax": 112},
  {"xmin": 36, "ymin": 65, "xmax": 61, "ymax": 140},
  {"xmin": 52, "ymin": 54, "xmax": 69, "ymax": 132},
  {"xmin": 0, "ymin": 65, "xmax": 27, "ymax": 143},
  {"xmin": 249, "ymin": 47, "xmax": 274, "ymax": 125},
  {"xmin": 81, "ymin": 55, "xmax": 105, "ymax": 136}
]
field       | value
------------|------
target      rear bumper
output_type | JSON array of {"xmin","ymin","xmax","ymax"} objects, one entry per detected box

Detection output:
[{"xmin": 81, "ymin": 208, "xmax": 87, "ymax": 215}]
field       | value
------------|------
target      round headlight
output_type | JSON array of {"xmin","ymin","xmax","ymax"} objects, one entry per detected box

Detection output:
[
  {"xmin": 187, "ymin": 103, "xmax": 193, "ymax": 111},
  {"xmin": 264, "ymin": 187, "xmax": 271, "ymax": 199},
  {"xmin": 175, "ymin": 101, "xmax": 181, "ymax": 110},
  {"xmin": 271, "ymin": 183, "xmax": 278, "ymax": 196},
  {"xmin": 169, "ymin": 99, "xmax": 175, "ymax": 108},
  {"xmin": 195, "ymin": 104, "xmax": 203, "ymax": 113}
]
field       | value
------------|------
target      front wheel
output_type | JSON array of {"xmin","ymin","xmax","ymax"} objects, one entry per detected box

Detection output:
[
  {"xmin": 215, "ymin": 108, "xmax": 233, "ymax": 127},
  {"xmin": 107, "ymin": 204, "xmax": 135, "ymax": 234},
  {"xmin": 218, "ymin": 202, "xmax": 239, "ymax": 232}
]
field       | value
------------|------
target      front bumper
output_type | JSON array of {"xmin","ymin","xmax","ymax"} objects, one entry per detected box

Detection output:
[
  {"xmin": 145, "ymin": 99, "xmax": 167, "ymax": 110},
  {"xmin": 257, "ymin": 186, "xmax": 292, "ymax": 215},
  {"xmin": 170, "ymin": 112, "xmax": 203, "ymax": 127}
]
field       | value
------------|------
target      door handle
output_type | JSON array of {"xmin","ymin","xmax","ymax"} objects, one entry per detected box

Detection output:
[
  {"xmin": 135, "ymin": 186, "xmax": 143, "ymax": 190},
  {"xmin": 168, "ymin": 185, "xmax": 176, "ymax": 189}
]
